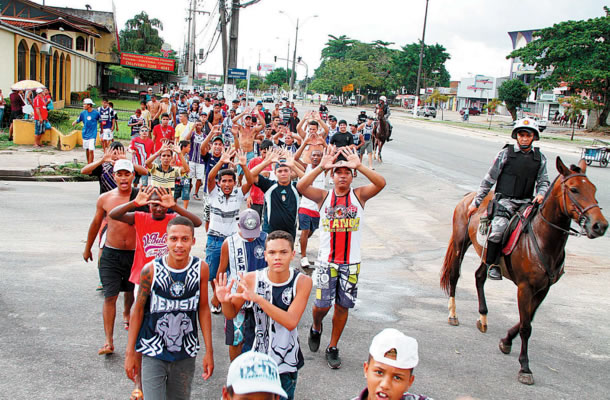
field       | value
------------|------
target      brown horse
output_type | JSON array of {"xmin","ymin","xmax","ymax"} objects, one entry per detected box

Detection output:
[
  {"xmin": 373, "ymin": 107, "xmax": 390, "ymax": 162},
  {"xmin": 440, "ymin": 157, "xmax": 607, "ymax": 385}
]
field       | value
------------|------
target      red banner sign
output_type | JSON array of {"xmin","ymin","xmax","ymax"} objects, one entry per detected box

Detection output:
[{"xmin": 120, "ymin": 52, "xmax": 175, "ymax": 72}]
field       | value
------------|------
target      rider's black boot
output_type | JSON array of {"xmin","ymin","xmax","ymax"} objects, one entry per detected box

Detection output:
[
  {"xmin": 387, "ymin": 126, "xmax": 393, "ymax": 141},
  {"xmin": 485, "ymin": 241, "xmax": 502, "ymax": 280}
]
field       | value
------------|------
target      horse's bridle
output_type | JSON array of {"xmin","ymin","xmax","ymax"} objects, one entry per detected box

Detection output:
[{"xmin": 539, "ymin": 173, "xmax": 601, "ymax": 236}]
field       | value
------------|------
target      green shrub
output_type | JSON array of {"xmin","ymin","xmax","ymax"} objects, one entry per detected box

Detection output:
[
  {"xmin": 88, "ymin": 86, "xmax": 100, "ymax": 101},
  {"xmin": 48, "ymin": 110, "xmax": 70, "ymax": 124}
]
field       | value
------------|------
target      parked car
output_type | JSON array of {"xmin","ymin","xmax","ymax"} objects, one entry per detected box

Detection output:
[
  {"xmin": 329, "ymin": 96, "xmax": 341, "ymax": 104},
  {"xmin": 262, "ymin": 93, "xmax": 274, "ymax": 103},
  {"xmin": 346, "ymin": 98, "xmax": 357, "ymax": 106},
  {"xmin": 417, "ymin": 105, "xmax": 437, "ymax": 118},
  {"xmin": 459, "ymin": 107, "xmax": 481, "ymax": 116}
]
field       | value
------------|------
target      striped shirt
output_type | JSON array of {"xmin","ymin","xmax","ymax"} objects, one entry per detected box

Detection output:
[
  {"xmin": 149, "ymin": 164, "xmax": 181, "ymax": 190},
  {"xmin": 207, "ymin": 186, "xmax": 246, "ymax": 237}
]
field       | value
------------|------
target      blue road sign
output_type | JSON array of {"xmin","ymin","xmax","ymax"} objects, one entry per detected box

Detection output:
[{"xmin": 228, "ymin": 68, "xmax": 248, "ymax": 79}]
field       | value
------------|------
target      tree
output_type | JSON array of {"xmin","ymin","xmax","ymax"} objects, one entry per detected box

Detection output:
[
  {"xmin": 321, "ymin": 35, "xmax": 356, "ymax": 61},
  {"xmin": 561, "ymin": 96, "xmax": 598, "ymax": 140},
  {"xmin": 265, "ymin": 68, "xmax": 293, "ymax": 87},
  {"xmin": 236, "ymin": 75, "xmax": 263, "ymax": 90},
  {"xmin": 498, "ymin": 79, "xmax": 529, "ymax": 120},
  {"xmin": 390, "ymin": 42, "xmax": 451, "ymax": 93},
  {"xmin": 119, "ymin": 12, "xmax": 164, "ymax": 54},
  {"xmin": 508, "ymin": 12, "xmax": 610, "ymax": 126},
  {"xmin": 425, "ymin": 89, "xmax": 449, "ymax": 120},
  {"xmin": 484, "ymin": 98, "xmax": 502, "ymax": 129}
]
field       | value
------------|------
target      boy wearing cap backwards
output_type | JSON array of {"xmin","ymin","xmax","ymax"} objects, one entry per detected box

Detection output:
[
  {"xmin": 353, "ymin": 329, "xmax": 431, "ymax": 400},
  {"xmin": 217, "ymin": 209, "xmax": 268, "ymax": 360},
  {"xmin": 467, "ymin": 118, "xmax": 549, "ymax": 280},
  {"xmin": 73, "ymin": 98, "xmax": 101, "ymax": 163},
  {"xmin": 297, "ymin": 145, "xmax": 386, "ymax": 369},
  {"xmin": 223, "ymin": 351, "xmax": 287, "ymax": 400},
  {"xmin": 215, "ymin": 230, "xmax": 313, "ymax": 400},
  {"xmin": 125, "ymin": 217, "xmax": 214, "ymax": 400}
]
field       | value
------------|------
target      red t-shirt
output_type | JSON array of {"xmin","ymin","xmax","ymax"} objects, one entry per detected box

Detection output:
[
  {"xmin": 130, "ymin": 211, "xmax": 176, "ymax": 284},
  {"xmin": 33, "ymin": 94, "xmax": 48, "ymax": 121},
  {"xmin": 248, "ymin": 157, "xmax": 272, "ymax": 205},
  {"xmin": 152, "ymin": 124, "xmax": 176, "ymax": 152},
  {"xmin": 130, "ymin": 137, "xmax": 154, "ymax": 166}
]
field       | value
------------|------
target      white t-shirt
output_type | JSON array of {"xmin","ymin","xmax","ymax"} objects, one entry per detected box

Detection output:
[
  {"xmin": 207, "ymin": 186, "xmax": 246, "ymax": 238},
  {"xmin": 299, "ymin": 165, "xmax": 325, "ymax": 213}
]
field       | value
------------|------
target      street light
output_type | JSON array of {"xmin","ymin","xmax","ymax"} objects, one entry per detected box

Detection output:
[{"xmin": 279, "ymin": 11, "xmax": 318, "ymax": 99}]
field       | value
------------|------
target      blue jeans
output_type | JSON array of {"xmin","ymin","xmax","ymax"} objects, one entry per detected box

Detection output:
[
  {"xmin": 205, "ymin": 235, "xmax": 225, "ymax": 281},
  {"xmin": 280, "ymin": 371, "xmax": 298, "ymax": 400}
]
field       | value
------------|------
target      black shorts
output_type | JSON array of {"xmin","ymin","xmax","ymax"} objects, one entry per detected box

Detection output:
[
  {"xmin": 10, "ymin": 110, "xmax": 23, "ymax": 123},
  {"xmin": 99, "ymin": 247, "xmax": 135, "ymax": 298}
]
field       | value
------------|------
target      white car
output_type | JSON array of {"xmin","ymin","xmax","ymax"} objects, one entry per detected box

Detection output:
[{"xmin": 262, "ymin": 93, "xmax": 274, "ymax": 103}]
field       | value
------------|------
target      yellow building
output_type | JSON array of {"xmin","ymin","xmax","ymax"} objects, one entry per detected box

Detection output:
[{"xmin": 0, "ymin": 0, "xmax": 119, "ymax": 107}]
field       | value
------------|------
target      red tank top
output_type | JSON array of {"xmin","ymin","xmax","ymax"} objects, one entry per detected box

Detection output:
[{"xmin": 130, "ymin": 211, "xmax": 176, "ymax": 284}]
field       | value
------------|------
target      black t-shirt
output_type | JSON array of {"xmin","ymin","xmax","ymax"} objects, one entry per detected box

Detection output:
[
  {"xmin": 288, "ymin": 116, "xmax": 300, "ymax": 133},
  {"xmin": 254, "ymin": 176, "xmax": 300, "ymax": 237},
  {"xmin": 330, "ymin": 132, "xmax": 354, "ymax": 161}
]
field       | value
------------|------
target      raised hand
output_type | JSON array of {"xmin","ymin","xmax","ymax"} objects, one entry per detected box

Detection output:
[
  {"xmin": 102, "ymin": 147, "xmax": 114, "ymax": 163},
  {"xmin": 236, "ymin": 149, "xmax": 248, "ymax": 166},
  {"xmin": 339, "ymin": 146, "xmax": 362, "ymax": 169},
  {"xmin": 220, "ymin": 147, "xmax": 236, "ymax": 164},
  {"xmin": 235, "ymin": 273, "xmax": 258, "ymax": 303},
  {"xmin": 320, "ymin": 145, "xmax": 339, "ymax": 170},
  {"xmin": 134, "ymin": 185, "xmax": 154, "ymax": 207},
  {"xmin": 152, "ymin": 187, "xmax": 176, "ymax": 209},
  {"xmin": 281, "ymin": 149, "xmax": 295, "ymax": 168},
  {"xmin": 214, "ymin": 273, "xmax": 235, "ymax": 303},
  {"xmin": 114, "ymin": 147, "xmax": 127, "ymax": 160},
  {"xmin": 265, "ymin": 147, "xmax": 282, "ymax": 164}
]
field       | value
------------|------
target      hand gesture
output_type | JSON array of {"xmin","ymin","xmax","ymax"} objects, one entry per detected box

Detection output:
[
  {"xmin": 102, "ymin": 147, "xmax": 114, "ymax": 163},
  {"xmin": 280, "ymin": 149, "xmax": 295, "ymax": 168},
  {"xmin": 265, "ymin": 147, "xmax": 282, "ymax": 164},
  {"xmin": 152, "ymin": 187, "xmax": 176, "ymax": 209},
  {"xmin": 114, "ymin": 147, "xmax": 127, "ymax": 160},
  {"xmin": 320, "ymin": 145, "xmax": 339, "ymax": 170},
  {"xmin": 134, "ymin": 185, "xmax": 154, "ymax": 207},
  {"xmin": 213, "ymin": 273, "xmax": 235, "ymax": 303},
  {"xmin": 236, "ymin": 149, "xmax": 248, "ymax": 167},
  {"xmin": 220, "ymin": 147, "xmax": 236, "ymax": 164},
  {"xmin": 338, "ymin": 147, "xmax": 362, "ymax": 169},
  {"xmin": 235, "ymin": 273, "xmax": 259, "ymax": 303}
]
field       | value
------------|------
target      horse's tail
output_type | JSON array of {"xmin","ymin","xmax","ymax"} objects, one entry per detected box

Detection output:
[{"xmin": 440, "ymin": 230, "xmax": 460, "ymax": 296}]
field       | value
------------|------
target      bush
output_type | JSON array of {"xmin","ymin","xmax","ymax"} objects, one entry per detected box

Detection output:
[
  {"xmin": 48, "ymin": 110, "xmax": 70, "ymax": 124},
  {"xmin": 88, "ymin": 86, "xmax": 100, "ymax": 101},
  {"xmin": 70, "ymin": 91, "xmax": 91, "ymax": 102}
]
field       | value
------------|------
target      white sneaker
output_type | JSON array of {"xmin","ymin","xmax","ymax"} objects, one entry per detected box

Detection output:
[{"xmin": 300, "ymin": 257, "xmax": 310, "ymax": 268}]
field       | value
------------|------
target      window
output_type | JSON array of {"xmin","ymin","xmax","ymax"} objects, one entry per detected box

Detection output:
[
  {"xmin": 52, "ymin": 52, "xmax": 58, "ymax": 99},
  {"xmin": 41, "ymin": 33, "xmax": 47, "ymax": 39},
  {"xmin": 30, "ymin": 45, "xmax": 38, "ymax": 80},
  {"xmin": 90, "ymin": 38, "xmax": 94, "ymax": 54},
  {"xmin": 76, "ymin": 36, "xmax": 85, "ymax": 51},
  {"xmin": 17, "ymin": 40, "xmax": 27, "ymax": 81},
  {"xmin": 51, "ymin": 34, "xmax": 72, "ymax": 49},
  {"xmin": 59, "ymin": 54, "xmax": 64, "ymax": 101},
  {"xmin": 45, "ymin": 54, "xmax": 51, "ymax": 88}
]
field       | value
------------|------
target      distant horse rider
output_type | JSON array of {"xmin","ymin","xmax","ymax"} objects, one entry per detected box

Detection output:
[
  {"xmin": 378, "ymin": 96, "xmax": 392, "ymax": 141},
  {"xmin": 467, "ymin": 118, "xmax": 550, "ymax": 280}
]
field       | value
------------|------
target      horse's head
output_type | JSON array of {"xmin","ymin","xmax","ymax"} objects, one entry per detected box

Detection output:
[{"xmin": 555, "ymin": 157, "xmax": 608, "ymax": 238}]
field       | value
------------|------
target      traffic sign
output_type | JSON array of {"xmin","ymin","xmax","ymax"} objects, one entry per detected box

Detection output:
[
  {"xmin": 228, "ymin": 68, "xmax": 248, "ymax": 80},
  {"xmin": 342, "ymin": 83, "xmax": 354, "ymax": 92}
]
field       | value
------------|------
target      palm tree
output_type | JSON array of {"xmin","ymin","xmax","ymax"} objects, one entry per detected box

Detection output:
[
  {"xmin": 321, "ymin": 35, "xmax": 355, "ymax": 61},
  {"xmin": 120, "ymin": 12, "xmax": 164, "ymax": 54}
]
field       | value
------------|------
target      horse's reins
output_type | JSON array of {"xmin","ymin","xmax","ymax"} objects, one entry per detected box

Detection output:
[{"xmin": 538, "ymin": 173, "xmax": 601, "ymax": 237}]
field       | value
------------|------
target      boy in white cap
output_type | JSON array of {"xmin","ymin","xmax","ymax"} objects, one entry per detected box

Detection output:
[
  {"xmin": 73, "ymin": 98, "xmax": 101, "ymax": 163},
  {"xmin": 353, "ymin": 328, "xmax": 431, "ymax": 400},
  {"xmin": 223, "ymin": 351, "xmax": 287, "ymax": 400}
]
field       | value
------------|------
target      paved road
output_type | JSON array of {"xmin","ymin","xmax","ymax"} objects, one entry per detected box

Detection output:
[{"xmin": 0, "ymin": 107, "xmax": 608, "ymax": 399}]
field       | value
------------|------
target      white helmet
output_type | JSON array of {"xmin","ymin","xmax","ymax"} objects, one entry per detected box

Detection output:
[
  {"xmin": 511, "ymin": 118, "xmax": 540, "ymax": 140},
  {"xmin": 380, "ymin": 96, "xmax": 387, "ymax": 102}
]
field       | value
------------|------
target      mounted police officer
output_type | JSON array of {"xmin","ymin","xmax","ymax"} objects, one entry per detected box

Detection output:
[
  {"xmin": 467, "ymin": 118, "xmax": 550, "ymax": 280},
  {"xmin": 378, "ymin": 96, "xmax": 393, "ymax": 141}
]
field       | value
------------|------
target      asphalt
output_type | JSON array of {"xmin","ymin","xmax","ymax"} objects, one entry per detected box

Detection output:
[{"xmin": 0, "ymin": 105, "xmax": 608, "ymax": 399}]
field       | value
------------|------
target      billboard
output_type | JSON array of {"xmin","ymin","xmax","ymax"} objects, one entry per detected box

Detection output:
[{"xmin": 120, "ymin": 52, "xmax": 175, "ymax": 72}]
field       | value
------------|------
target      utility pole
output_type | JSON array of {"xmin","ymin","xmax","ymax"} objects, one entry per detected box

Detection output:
[
  {"xmin": 414, "ymin": 0, "xmax": 430, "ymax": 116},
  {"xmin": 286, "ymin": 40, "xmax": 290, "ymax": 84},
  {"xmin": 191, "ymin": 0, "xmax": 197, "ymax": 83},
  {"xmin": 227, "ymin": 0, "xmax": 240, "ymax": 85},
  {"xmin": 186, "ymin": 0, "xmax": 193, "ymax": 80},
  {"xmin": 219, "ymin": 0, "xmax": 228, "ymax": 83},
  {"xmin": 289, "ymin": 18, "xmax": 299, "ymax": 97}
]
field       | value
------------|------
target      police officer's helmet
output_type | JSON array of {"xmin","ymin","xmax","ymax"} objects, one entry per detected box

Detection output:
[{"xmin": 511, "ymin": 118, "xmax": 540, "ymax": 141}]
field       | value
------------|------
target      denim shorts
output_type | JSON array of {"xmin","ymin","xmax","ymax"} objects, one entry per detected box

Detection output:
[
  {"xmin": 298, "ymin": 212, "xmax": 320, "ymax": 232},
  {"xmin": 173, "ymin": 181, "xmax": 191, "ymax": 201},
  {"xmin": 280, "ymin": 371, "xmax": 298, "ymax": 400},
  {"xmin": 205, "ymin": 235, "xmax": 225, "ymax": 281}
]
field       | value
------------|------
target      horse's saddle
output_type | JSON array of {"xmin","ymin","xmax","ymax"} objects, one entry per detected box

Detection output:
[{"xmin": 476, "ymin": 202, "xmax": 536, "ymax": 256}]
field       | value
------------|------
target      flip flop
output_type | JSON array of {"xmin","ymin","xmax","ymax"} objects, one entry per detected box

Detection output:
[
  {"xmin": 123, "ymin": 320, "xmax": 130, "ymax": 331},
  {"xmin": 130, "ymin": 389, "xmax": 144, "ymax": 400},
  {"xmin": 98, "ymin": 344, "xmax": 114, "ymax": 355}
]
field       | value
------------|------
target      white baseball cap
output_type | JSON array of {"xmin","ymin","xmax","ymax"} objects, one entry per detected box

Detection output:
[
  {"xmin": 36, "ymin": 88, "xmax": 44, "ymax": 94},
  {"xmin": 113, "ymin": 159, "xmax": 134, "ymax": 173},
  {"xmin": 369, "ymin": 328, "xmax": 419, "ymax": 370},
  {"xmin": 83, "ymin": 98, "xmax": 94, "ymax": 105},
  {"xmin": 226, "ymin": 352, "xmax": 287, "ymax": 398}
]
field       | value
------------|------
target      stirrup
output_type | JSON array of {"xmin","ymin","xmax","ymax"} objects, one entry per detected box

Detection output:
[{"xmin": 487, "ymin": 264, "xmax": 502, "ymax": 280}]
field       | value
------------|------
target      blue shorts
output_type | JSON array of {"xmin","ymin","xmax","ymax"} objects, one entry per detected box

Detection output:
[
  {"xmin": 205, "ymin": 235, "xmax": 225, "ymax": 282},
  {"xmin": 298, "ymin": 212, "xmax": 320, "ymax": 232},
  {"xmin": 174, "ymin": 181, "xmax": 191, "ymax": 201},
  {"xmin": 314, "ymin": 262, "xmax": 360, "ymax": 309},
  {"xmin": 236, "ymin": 151, "xmax": 256, "ymax": 175},
  {"xmin": 35, "ymin": 120, "xmax": 46, "ymax": 136},
  {"xmin": 280, "ymin": 371, "xmax": 298, "ymax": 400}
]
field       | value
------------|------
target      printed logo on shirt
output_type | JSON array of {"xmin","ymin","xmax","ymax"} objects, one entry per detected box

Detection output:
[
  {"xmin": 254, "ymin": 245, "xmax": 265, "ymax": 259},
  {"xmin": 142, "ymin": 232, "xmax": 169, "ymax": 258},
  {"xmin": 281, "ymin": 287, "xmax": 293, "ymax": 305},
  {"xmin": 323, "ymin": 204, "xmax": 360, "ymax": 232},
  {"xmin": 170, "ymin": 281, "xmax": 186, "ymax": 298}
]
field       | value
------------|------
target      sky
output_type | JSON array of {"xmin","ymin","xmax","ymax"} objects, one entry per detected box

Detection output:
[{"xmin": 42, "ymin": 0, "xmax": 607, "ymax": 82}]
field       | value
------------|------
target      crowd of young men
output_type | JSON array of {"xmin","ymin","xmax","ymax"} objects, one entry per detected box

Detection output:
[{"xmin": 80, "ymin": 90, "xmax": 432, "ymax": 400}]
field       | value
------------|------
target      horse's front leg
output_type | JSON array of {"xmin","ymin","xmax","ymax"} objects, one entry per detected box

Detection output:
[{"xmin": 475, "ymin": 262, "xmax": 489, "ymax": 333}]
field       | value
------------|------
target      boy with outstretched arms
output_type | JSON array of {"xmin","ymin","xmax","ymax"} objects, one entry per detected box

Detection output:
[
  {"xmin": 353, "ymin": 329, "xmax": 431, "ymax": 400},
  {"xmin": 125, "ymin": 217, "xmax": 214, "ymax": 399},
  {"xmin": 296, "ymin": 146, "xmax": 386, "ymax": 369},
  {"xmin": 215, "ymin": 230, "xmax": 313, "ymax": 400}
]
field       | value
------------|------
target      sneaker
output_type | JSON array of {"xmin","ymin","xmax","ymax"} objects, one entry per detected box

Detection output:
[
  {"xmin": 192, "ymin": 193, "xmax": 201, "ymax": 200},
  {"xmin": 325, "ymin": 346, "xmax": 342, "ymax": 369},
  {"xmin": 488, "ymin": 265, "xmax": 502, "ymax": 280},
  {"xmin": 210, "ymin": 304, "xmax": 222, "ymax": 314},
  {"xmin": 308, "ymin": 324, "xmax": 322, "ymax": 352},
  {"xmin": 300, "ymin": 257, "xmax": 310, "ymax": 268}
]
